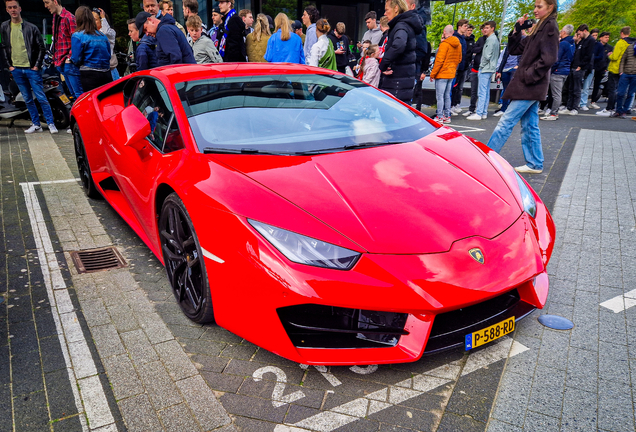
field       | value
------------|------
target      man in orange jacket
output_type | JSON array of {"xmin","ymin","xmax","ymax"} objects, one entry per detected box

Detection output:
[{"xmin": 426, "ymin": 25, "xmax": 462, "ymax": 123}]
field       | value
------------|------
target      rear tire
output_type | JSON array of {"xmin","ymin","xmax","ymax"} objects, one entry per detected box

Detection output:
[
  {"xmin": 50, "ymin": 98, "xmax": 70, "ymax": 129},
  {"xmin": 159, "ymin": 193, "xmax": 215, "ymax": 324},
  {"xmin": 73, "ymin": 123, "xmax": 101, "ymax": 199}
]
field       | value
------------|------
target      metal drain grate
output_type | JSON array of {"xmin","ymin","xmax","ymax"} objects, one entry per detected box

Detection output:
[{"xmin": 70, "ymin": 247, "xmax": 127, "ymax": 274}]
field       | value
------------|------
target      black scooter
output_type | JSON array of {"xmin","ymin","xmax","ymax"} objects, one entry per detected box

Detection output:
[{"xmin": 0, "ymin": 72, "xmax": 72, "ymax": 129}]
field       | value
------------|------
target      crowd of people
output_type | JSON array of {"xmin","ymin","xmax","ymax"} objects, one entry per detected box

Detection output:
[{"xmin": 1, "ymin": 0, "xmax": 634, "ymax": 177}]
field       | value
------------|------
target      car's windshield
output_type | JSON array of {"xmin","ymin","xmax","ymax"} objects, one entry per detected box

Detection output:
[{"xmin": 177, "ymin": 74, "xmax": 437, "ymax": 155}]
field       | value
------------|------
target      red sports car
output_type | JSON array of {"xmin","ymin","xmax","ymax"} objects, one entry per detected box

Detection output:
[{"xmin": 71, "ymin": 64, "xmax": 555, "ymax": 365}]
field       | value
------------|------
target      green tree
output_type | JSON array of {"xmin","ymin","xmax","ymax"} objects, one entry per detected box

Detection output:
[{"xmin": 559, "ymin": 0, "xmax": 636, "ymax": 44}]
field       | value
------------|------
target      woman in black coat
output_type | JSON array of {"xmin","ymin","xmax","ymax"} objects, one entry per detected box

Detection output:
[
  {"xmin": 378, "ymin": 0, "xmax": 423, "ymax": 103},
  {"xmin": 486, "ymin": 0, "xmax": 559, "ymax": 174}
]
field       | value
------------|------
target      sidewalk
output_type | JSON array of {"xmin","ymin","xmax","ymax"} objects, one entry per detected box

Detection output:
[{"xmin": 487, "ymin": 129, "xmax": 636, "ymax": 432}]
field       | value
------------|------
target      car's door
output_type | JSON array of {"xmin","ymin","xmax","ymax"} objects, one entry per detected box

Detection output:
[{"xmin": 106, "ymin": 76, "xmax": 186, "ymax": 246}]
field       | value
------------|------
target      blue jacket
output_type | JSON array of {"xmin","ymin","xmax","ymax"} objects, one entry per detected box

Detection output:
[
  {"xmin": 552, "ymin": 36, "xmax": 575, "ymax": 75},
  {"xmin": 264, "ymin": 30, "xmax": 305, "ymax": 64},
  {"xmin": 136, "ymin": 35, "xmax": 158, "ymax": 71},
  {"xmin": 453, "ymin": 31, "xmax": 467, "ymax": 71},
  {"xmin": 155, "ymin": 13, "xmax": 196, "ymax": 66},
  {"xmin": 71, "ymin": 30, "xmax": 111, "ymax": 71}
]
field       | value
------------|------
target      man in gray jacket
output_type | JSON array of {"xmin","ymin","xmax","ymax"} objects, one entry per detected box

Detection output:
[{"xmin": 468, "ymin": 21, "xmax": 499, "ymax": 120}]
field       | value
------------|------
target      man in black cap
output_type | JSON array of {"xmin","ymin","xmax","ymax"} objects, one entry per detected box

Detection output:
[
  {"xmin": 134, "ymin": 11, "xmax": 158, "ymax": 70},
  {"xmin": 209, "ymin": 6, "xmax": 224, "ymax": 49},
  {"xmin": 292, "ymin": 20, "xmax": 304, "ymax": 44}
]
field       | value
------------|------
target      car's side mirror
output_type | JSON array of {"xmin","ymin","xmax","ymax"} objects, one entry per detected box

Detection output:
[{"xmin": 119, "ymin": 105, "xmax": 151, "ymax": 150}]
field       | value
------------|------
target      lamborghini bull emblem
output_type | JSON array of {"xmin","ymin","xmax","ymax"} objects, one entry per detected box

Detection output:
[{"xmin": 469, "ymin": 248, "xmax": 485, "ymax": 264}]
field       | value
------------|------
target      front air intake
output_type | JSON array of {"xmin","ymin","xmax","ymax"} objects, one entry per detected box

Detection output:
[{"xmin": 277, "ymin": 304, "xmax": 409, "ymax": 349}]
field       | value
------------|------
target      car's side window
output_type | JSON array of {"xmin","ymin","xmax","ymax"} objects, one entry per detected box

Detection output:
[{"xmin": 129, "ymin": 78, "xmax": 184, "ymax": 153}]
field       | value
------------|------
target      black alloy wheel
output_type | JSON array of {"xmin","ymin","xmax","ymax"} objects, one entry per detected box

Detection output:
[
  {"xmin": 73, "ymin": 123, "xmax": 101, "ymax": 199},
  {"xmin": 159, "ymin": 193, "xmax": 215, "ymax": 324}
]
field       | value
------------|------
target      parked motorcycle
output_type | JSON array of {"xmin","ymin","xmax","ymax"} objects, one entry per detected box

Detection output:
[{"xmin": 0, "ymin": 73, "xmax": 71, "ymax": 129}]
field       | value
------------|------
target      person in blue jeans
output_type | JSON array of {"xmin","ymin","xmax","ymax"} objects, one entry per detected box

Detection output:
[
  {"xmin": 487, "ymin": 0, "xmax": 559, "ymax": 174},
  {"xmin": 467, "ymin": 21, "xmax": 498, "ymax": 120},
  {"xmin": 613, "ymin": 42, "xmax": 636, "ymax": 118},
  {"xmin": 0, "ymin": 0, "xmax": 57, "ymax": 133}
]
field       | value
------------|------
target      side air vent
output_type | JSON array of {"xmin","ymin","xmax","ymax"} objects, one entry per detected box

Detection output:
[{"xmin": 69, "ymin": 247, "xmax": 127, "ymax": 274}]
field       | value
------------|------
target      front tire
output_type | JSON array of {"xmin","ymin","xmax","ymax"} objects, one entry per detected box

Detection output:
[
  {"xmin": 50, "ymin": 98, "xmax": 70, "ymax": 129},
  {"xmin": 73, "ymin": 123, "xmax": 101, "ymax": 199},
  {"xmin": 159, "ymin": 193, "xmax": 215, "ymax": 324}
]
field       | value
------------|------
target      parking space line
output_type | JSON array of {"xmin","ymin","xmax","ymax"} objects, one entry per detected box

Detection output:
[
  {"xmin": 21, "ymin": 181, "xmax": 116, "ymax": 431},
  {"xmin": 600, "ymin": 289, "xmax": 636, "ymax": 313},
  {"xmin": 274, "ymin": 337, "xmax": 527, "ymax": 432}
]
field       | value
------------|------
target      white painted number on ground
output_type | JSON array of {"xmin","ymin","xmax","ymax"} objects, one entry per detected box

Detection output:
[
  {"xmin": 300, "ymin": 364, "xmax": 343, "ymax": 387},
  {"xmin": 253, "ymin": 366, "xmax": 306, "ymax": 407}
]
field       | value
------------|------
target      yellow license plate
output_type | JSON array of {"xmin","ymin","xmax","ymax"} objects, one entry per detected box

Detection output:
[
  {"xmin": 59, "ymin": 94, "xmax": 70, "ymax": 105},
  {"xmin": 465, "ymin": 317, "xmax": 515, "ymax": 350}
]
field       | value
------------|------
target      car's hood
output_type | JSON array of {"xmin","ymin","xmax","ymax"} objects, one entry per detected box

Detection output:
[{"xmin": 214, "ymin": 129, "xmax": 521, "ymax": 253}]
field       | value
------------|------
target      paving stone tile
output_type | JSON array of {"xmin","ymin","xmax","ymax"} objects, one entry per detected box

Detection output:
[
  {"xmin": 117, "ymin": 394, "xmax": 163, "ymax": 432},
  {"xmin": 46, "ymin": 368, "xmax": 80, "ymax": 421},
  {"xmin": 220, "ymin": 392, "xmax": 287, "ymax": 423},
  {"xmin": 52, "ymin": 415, "xmax": 84, "ymax": 432},
  {"xmin": 220, "ymin": 343, "xmax": 259, "ymax": 360},
  {"xmin": 565, "ymin": 347, "xmax": 598, "ymax": 393},
  {"xmin": 284, "ymin": 404, "xmax": 320, "ymax": 424},
  {"xmin": 201, "ymin": 371, "xmax": 245, "ymax": 393},
  {"xmin": 102, "ymin": 354, "xmax": 144, "ymax": 400},
  {"xmin": 368, "ymin": 402, "xmax": 440, "ymax": 431},
  {"xmin": 176, "ymin": 375, "xmax": 231, "ymax": 430},
  {"xmin": 189, "ymin": 354, "xmax": 230, "ymax": 373},
  {"xmin": 524, "ymin": 410, "xmax": 560, "ymax": 432},
  {"xmin": 178, "ymin": 338, "xmax": 226, "ymax": 356},
  {"xmin": 13, "ymin": 390, "xmax": 49, "ymax": 431},
  {"xmin": 79, "ymin": 298, "xmax": 111, "ymax": 327},
  {"xmin": 136, "ymin": 361, "xmax": 182, "ymax": 410},
  {"xmin": 437, "ymin": 412, "xmax": 485, "ymax": 432},
  {"xmin": 486, "ymin": 418, "xmax": 523, "ymax": 432},
  {"xmin": 536, "ymin": 330, "xmax": 571, "ymax": 370},
  {"xmin": 489, "ymin": 372, "xmax": 534, "ymax": 426},
  {"xmin": 158, "ymin": 403, "xmax": 202, "ymax": 432},
  {"xmin": 598, "ymin": 341, "xmax": 631, "ymax": 385},
  {"xmin": 232, "ymin": 416, "xmax": 277, "ymax": 432},
  {"xmin": 11, "ymin": 352, "xmax": 44, "ymax": 396},
  {"xmin": 200, "ymin": 326, "xmax": 244, "ymax": 344},
  {"xmin": 39, "ymin": 336, "xmax": 67, "ymax": 374},
  {"xmin": 90, "ymin": 324, "xmax": 126, "ymax": 358},
  {"xmin": 121, "ymin": 329, "xmax": 158, "ymax": 364},
  {"xmin": 154, "ymin": 339, "xmax": 198, "ymax": 381},
  {"xmin": 560, "ymin": 386, "xmax": 598, "ymax": 432},
  {"xmin": 106, "ymin": 303, "xmax": 139, "ymax": 333},
  {"xmin": 598, "ymin": 379, "xmax": 634, "ymax": 431},
  {"xmin": 223, "ymin": 359, "xmax": 304, "ymax": 385}
]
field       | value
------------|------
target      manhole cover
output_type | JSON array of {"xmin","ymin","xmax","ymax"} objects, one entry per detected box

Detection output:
[{"xmin": 69, "ymin": 247, "xmax": 127, "ymax": 274}]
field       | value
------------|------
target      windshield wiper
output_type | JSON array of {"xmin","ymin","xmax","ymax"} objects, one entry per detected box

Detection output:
[
  {"xmin": 203, "ymin": 147, "xmax": 291, "ymax": 155},
  {"xmin": 295, "ymin": 141, "xmax": 405, "ymax": 155}
]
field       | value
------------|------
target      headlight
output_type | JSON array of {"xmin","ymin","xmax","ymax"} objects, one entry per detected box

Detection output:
[
  {"xmin": 515, "ymin": 173, "xmax": 537, "ymax": 218},
  {"xmin": 248, "ymin": 220, "xmax": 361, "ymax": 270}
]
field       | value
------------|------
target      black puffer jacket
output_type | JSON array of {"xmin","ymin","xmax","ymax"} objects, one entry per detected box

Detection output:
[
  {"xmin": 379, "ymin": 10, "xmax": 423, "ymax": 102},
  {"xmin": 0, "ymin": 20, "xmax": 46, "ymax": 69}
]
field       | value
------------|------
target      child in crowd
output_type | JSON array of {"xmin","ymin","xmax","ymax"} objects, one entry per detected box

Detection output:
[
  {"xmin": 361, "ymin": 44, "xmax": 380, "ymax": 87},
  {"xmin": 187, "ymin": 15, "xmax": 222, "ymax": 64}
]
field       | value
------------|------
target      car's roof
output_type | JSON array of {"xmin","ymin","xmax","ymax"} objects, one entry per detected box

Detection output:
[{"xmin": 144, "ymin": 63, "xmax": 336, "ymax": 84}]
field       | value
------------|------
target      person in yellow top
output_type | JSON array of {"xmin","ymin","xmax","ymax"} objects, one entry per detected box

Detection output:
[
  {"xmin": 601, "ymin": 26, "xmax": 635, "ymax": 114},
  {"xmin": 426, "ymin": 25, "xmax": 462, "ymax": 123},
  {"xmin": 0, "ymin": 0, "xmax": 57, "ymax": 133}
]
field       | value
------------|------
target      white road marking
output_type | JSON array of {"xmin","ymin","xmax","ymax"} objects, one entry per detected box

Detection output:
[
  {"xmin": 21, "ymin": 181, "xmax": 116, "ymax": 431},
  {"xmin": 19, "ymin": 178, "xmax": 80, "ymax": 186},
  {"xmin": 300, "ymin": 364, "xmax": 343, "ymax": 387},
  {"xmin": 201, "ymin": 247, "xmax": 225, "ymax": 263},
  {"xmin": 449, "ymin": 125, "xmax": 486, "ymax": 133},
  {"xmin": 253, "ymin": 366, "xmax": 306, "ymax": 407},
  {"xmin": 600, "ymin": 289, "xmax": 636, "ymax": 313},
  {"xmin": 274, "ymin": 337, "xmax": 527, "ymax": 432}
]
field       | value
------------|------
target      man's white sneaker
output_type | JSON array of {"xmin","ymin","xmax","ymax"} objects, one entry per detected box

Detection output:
[
  {"xmin": 537, "ymin": 109, "xmax": 545, "ymax": 115},
  {"xmin": 589, "ymin": 102, "xmax": 601, "ymax": 109},
  {"xmin": 560, "ymin": 108, "xmax": 570, "ymax": 114},
  {"xmin": 541, "ymin": 114, "xmax": 558, "ymax": 121},
  {"xmin": 451, "ymin": 110, "xmax": 459, "ymax": 116},
  {"xmin": 493, "ymin": 110, "xmax": 505, "ymax": 117},
  {"xmin": 596, "ymin": 109, "xmax": 611, "ymax": 117},
  {"xmin": 580, "ymin": 105, "xmax": 589, "ymax": 111},
  {"xmin": 568, "ymin": 109, "xmax": 578, "ymax": 115},
  {"xmin": 466, "ymin": 113, "xmax": 482, "ymax": 120},
  {"xmin": 558, "ymin": 106, "xmax": 567, "ymax": 112},
  {"xmin": 515, "ymin": 164, "xmax": 543, "ymax": 174},
  {"xmin": 482, "ymin": 115, "xmax": 487, "ymax": 119},
  {"xmin": 544, "ymin": 108, "xmax": 551, "ymax": 115},
  {"xmin": 24, "ymin": 124, "xmax": 42, "ymax": 134},
  {"xmin": 67, "ymin": 128, "xmax": 73, "ymax": 134},
  {"xmin": 48, "ymin": 124, "xmax": 58, "ymax": 134},
  {"xmin": 451, "ymin": 106, "xmax": 462, "ymax": 114}
]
